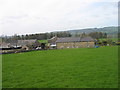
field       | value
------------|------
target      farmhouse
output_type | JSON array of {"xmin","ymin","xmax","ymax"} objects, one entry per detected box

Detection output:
[
  {"xmin": 48, "ymin": 36, "xmax": 57, "ymax": 45},
  {"xmin": 17, "ymin": 39, "xmax": 41, "ymax": 50},
  {"xmin": 48, "ymin": 36, "xmax": 57, "ymax": 49},
  {"xmin": 56, "ymin": 37, "xmax": 95, "ymax": 49}
]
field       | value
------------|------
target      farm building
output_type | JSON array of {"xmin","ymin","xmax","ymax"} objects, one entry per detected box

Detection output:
[
  {"xmin": 0, "ymin": 42, "xmax": 10, "ymax": 50},
  {"xmin": 0, "ymin": 41, "xmax": 22, "ymax": 54},
  {"xmin": 48, "ymin": 36, "xmax": 57, "ymax": 45},
  {"xmin": 17, "ymin": 39, "xmax": 41, "ymax": 50},
  {"xmin": 0, "ymin": 39, "xmax": 41, "ymax": 54},
  {"xmin": 48, "ymin": 36, "xmax": 57, "ymax": 49},
  {"xmin": 0, "ymin": 39, "xmax": 41, "ymax": 50},
  {"xmin": 0, "ymin": 42, "xmax": 19, "ymax": 49},
  {"xmin": 56, "ymin": 37, "xmax": 95, "ymax": 49}
]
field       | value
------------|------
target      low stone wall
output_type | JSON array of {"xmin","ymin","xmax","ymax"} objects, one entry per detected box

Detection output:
[
  {"xmin": 0, "ymin": 49, "xmax": 23, "ymax": 54},
  {"xmin": 0, "ymin": 49, "xmax": 47, "ymax": 54}
]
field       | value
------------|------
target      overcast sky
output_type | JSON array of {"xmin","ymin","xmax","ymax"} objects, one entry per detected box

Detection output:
[{"xmin": 0, "ymin": 0, "xmax": 118, "ymax": 36}]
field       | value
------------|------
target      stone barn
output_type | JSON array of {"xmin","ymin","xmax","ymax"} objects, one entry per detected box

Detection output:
[
  {"xmin": 17, "ymin": 39, "xmax": 41, "ymax": 50},
  {"xmin": 56, "ymin": 37, "xmax": 95, "ymax": 49}
]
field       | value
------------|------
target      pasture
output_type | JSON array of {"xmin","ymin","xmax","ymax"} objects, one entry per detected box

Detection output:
[
  {"xmin": 38, "ymin": 40, "xmax": 48, "ymax": 43},
  {"xmin": 99, "ymin": 38, "xmax": 118, "ymax": 42},
  {"xmin": 2, "ymin": 46, "xmax": 118, "ymax": 88}
]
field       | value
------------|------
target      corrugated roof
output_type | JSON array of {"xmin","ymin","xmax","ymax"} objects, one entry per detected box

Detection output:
[{"xmin": 56, "ymin": 37, "xmax": 94, "ymax": 43}]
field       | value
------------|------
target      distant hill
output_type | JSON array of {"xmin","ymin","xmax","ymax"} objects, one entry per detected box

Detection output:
[{"xmin": 67, "ymin": 26, "xmax": 118, "ymax": 37}]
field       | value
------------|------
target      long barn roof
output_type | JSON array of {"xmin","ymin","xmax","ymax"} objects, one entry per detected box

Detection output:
[{"xmin": 56, "ymin": 37, "xmax": 95, "ymax": 43}]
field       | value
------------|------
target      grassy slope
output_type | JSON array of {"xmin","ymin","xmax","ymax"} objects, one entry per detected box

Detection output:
[
  {"xmin": 2, "ymin": 46, "xmax": 118, "ymax": 88},
  {"xmin": 38, "ymin": 40, "xmax": 48, "ymax": 43},
  {"xmin": 99, "ymin": 38, "xmax": 118, "ymax": 42}
]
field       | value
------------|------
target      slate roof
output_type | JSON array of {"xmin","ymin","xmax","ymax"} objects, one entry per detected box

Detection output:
[
  {"xmin": 80, "ymin": 37, "xmax": 95, "ymax": 42},
  {"xmin": 0, "ymin": 39, "xmax": 40, "ymax": 48},
  {"xmin": 56, "ymin": 37, "xmax": 80, "ymax": 43},
  {"xmin": 17, "ymin": 39, "xmax": 38, "ymax": 46},
  {"xmin": 56, "ymin": 37, "xmax": 95, "ymax": 43}
]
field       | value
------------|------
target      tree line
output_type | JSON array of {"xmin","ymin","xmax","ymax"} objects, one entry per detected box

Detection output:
[
  {"xmin": 1, "ymin": 31, "xmax": 108, "ymax": 43},
  {"xmin": 1, "ymin": 31, "xmax": 72, "ymax": 42},
  {"xmin": 75, "ymin": 32, "xmax": 107, "ymax": 39}
]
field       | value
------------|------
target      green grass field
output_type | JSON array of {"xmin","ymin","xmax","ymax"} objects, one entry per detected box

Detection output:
[
  {"xmin": 99, "ymin": 38, "xmax": 118, "ymax": 42},
  {"xmin": 38, "ymin": 40, "xmax": 48, "ymax": 43},
  {"xmin": 2, "ymin": 46, "xmax": 118, "ymax": 88}
]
